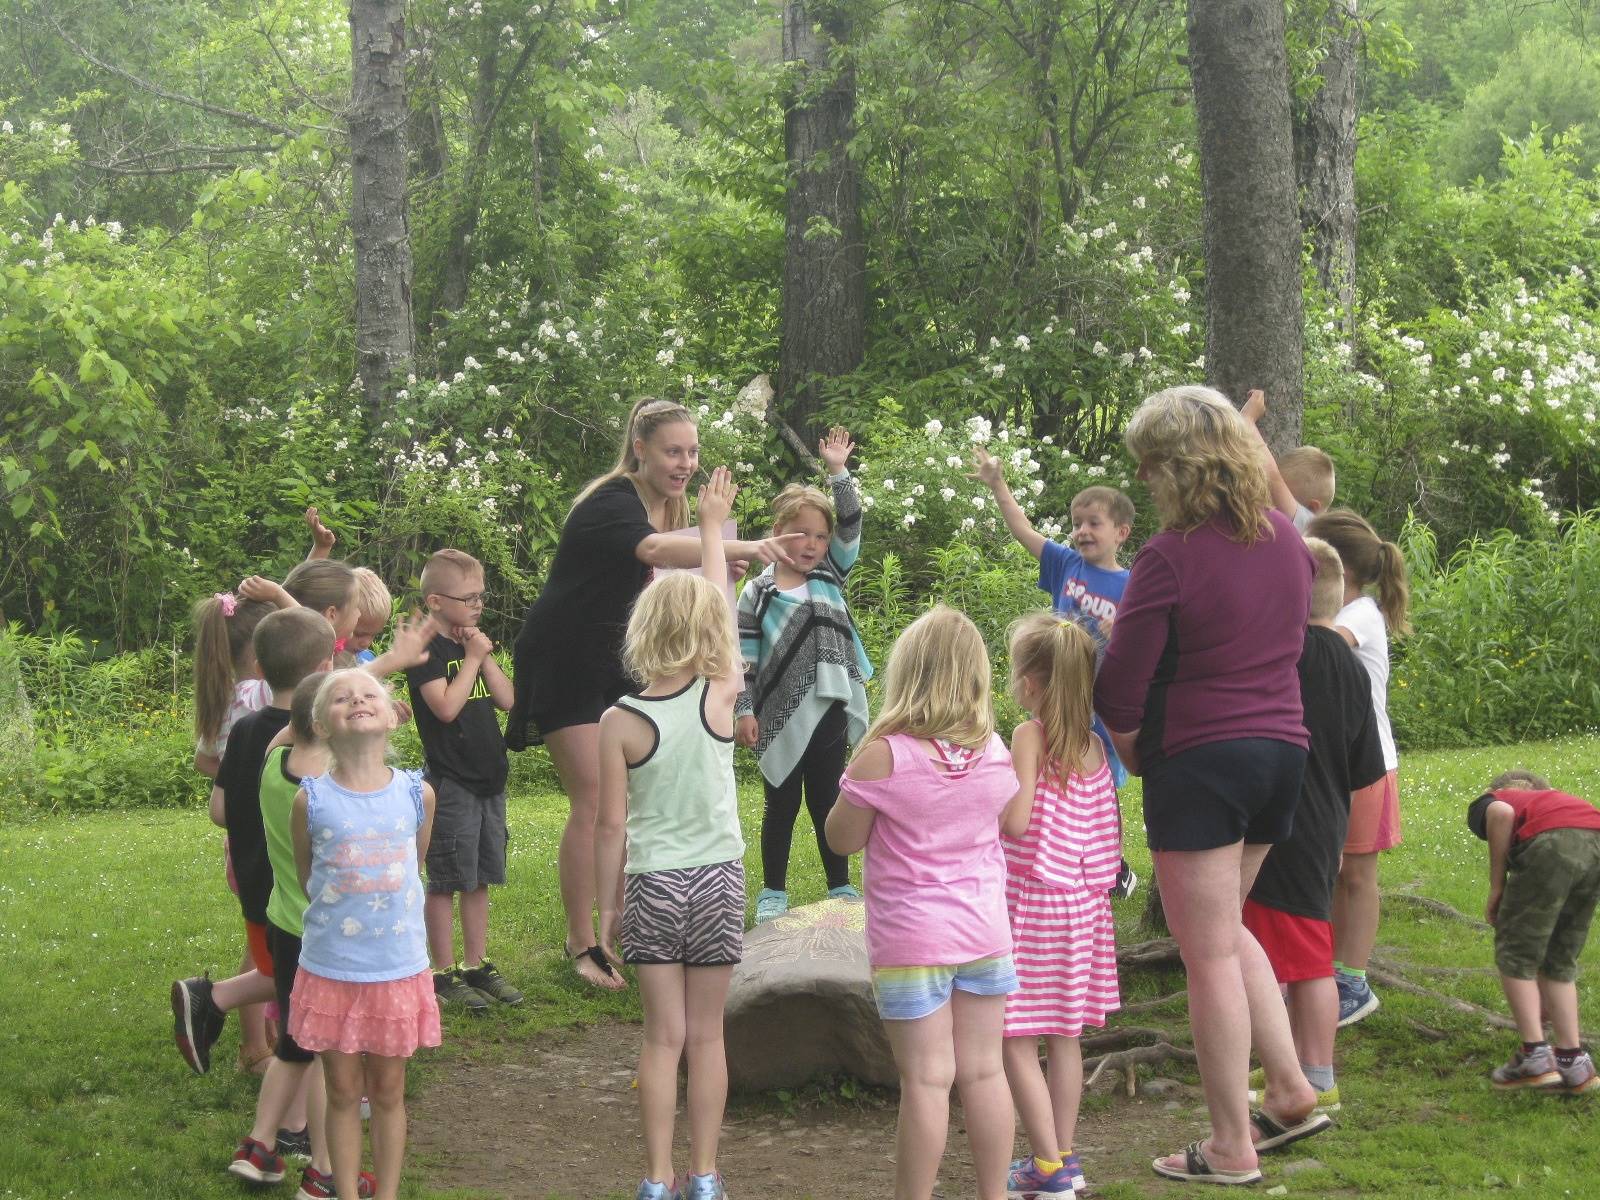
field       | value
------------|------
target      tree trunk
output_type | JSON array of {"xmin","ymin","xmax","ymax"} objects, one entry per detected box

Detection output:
[
  {"xmin": 349, "ymin": 0, "xmax": 415, "ymax": 418},
  {"xmin": 778, "ymin": 0, "xmax": 866, "ymax": 442},
  {"xmin": 1296, "ymin": 0, "xmax": 1359, "ymax": 337},
  {"xmin": 1187, "ymin": 0, "xmax": 1304, "ymax": 455}
]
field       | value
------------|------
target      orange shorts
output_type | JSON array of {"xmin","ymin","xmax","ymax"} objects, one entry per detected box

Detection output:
[
  {"xmin": 246, "ymin": 920, "xmax": 275, "ymax": 977},
  {"xmin": 1344, "ymin": 768, "xmax": 1400, "ymax": 854}
]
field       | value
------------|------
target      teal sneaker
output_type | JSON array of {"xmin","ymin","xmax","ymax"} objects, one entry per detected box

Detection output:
[
  {"xmin": 754, "ymin": 889, "xmax": 788, "ymax": 923},
  {"xmin": 827, "ymin": 883, "xmax": 862, "ymax": 899},
  {"xmin": 635, "ymin": 1179, "xmax": 680, "ymax": 1200},
  {"xmin": 683, "ymin": 1171, "xmax": 728, "ymax": 1199}
]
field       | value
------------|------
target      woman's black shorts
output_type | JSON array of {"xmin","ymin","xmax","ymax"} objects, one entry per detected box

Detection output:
[{"xmin": 1142, "ymin": 737, "xmax": 1307, "ymax": 853}]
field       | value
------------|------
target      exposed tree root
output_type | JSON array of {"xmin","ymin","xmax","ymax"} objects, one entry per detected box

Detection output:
[
  {"xmin": 1381, "ymin": 892, "xmax": 1491, "ymax": 932},
  {"xmin": 1084, "ymin": 1042, "xmax": 1198, "ymax": 1098},
  {"xmin": 1117, "ymin": 938, "xmax": 1181, "ymax": 970},
  {"xmin": 1117, "ymin": 990, "xmax": 1188, "ymax": 1017},
  {"xmin": 1365, "ymin": 963, "xmax": 1600, "ymax": 1045}
]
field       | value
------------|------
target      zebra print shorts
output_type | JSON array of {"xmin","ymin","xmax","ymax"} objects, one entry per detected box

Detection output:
[{"xmin": 622, "ymin": 859, "xmax": 746, "ymax": 967}]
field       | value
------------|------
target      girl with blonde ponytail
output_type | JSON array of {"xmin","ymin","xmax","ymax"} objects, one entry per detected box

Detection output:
[
  {"xmin": 1305, "ymin": 508, "xmax": 1411, "ymax": 1028},
  {"xmin": 509, "ymin": 397, "xmax": 806, "ymax": 990},
  {"xmin": 997, "ymin": 613, "xmax": 1122, "ymax": 1197}
]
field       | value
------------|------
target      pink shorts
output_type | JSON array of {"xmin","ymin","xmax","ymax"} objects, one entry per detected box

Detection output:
[
  {"xmin": 289, "ymin": 968, "xmax": 442, "ymax": 1059},
  {"xmin": 1344, "ymin": 768, "xmax": 1400, "ymax": 854}
]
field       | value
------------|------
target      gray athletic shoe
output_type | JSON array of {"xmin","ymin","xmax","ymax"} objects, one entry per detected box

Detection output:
[{"xmin": 1490, "ymin": 1044, "xmax": 1562, "ymax": 1090}]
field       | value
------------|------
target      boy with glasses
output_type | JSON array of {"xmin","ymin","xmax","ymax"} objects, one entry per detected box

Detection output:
[{"xmin": 408, "ymin": 549, "xmax": 521, "ymax": 1011}]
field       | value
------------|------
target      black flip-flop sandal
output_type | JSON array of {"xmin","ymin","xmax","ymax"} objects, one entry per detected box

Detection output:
[
  {"xmin": 1250, "ymin": 1108, "xmax": 1334, "ymax": 1153},
  {"xmin": 1151, "ymin": 1141, "xmax": 1263, "ymax": 1185},
  {"xmin": 567, "ymin": 943, "xmax": 619, "ymax": 981}
]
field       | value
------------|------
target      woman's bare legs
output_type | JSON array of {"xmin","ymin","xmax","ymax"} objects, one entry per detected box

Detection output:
[{"xmin": 545, "ymin": 723, "xmax": 623, "ymax": 989}]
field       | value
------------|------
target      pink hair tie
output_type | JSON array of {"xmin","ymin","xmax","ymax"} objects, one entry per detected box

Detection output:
[{"xmin": 214, "ymin": 592, "xmax": 238, "ymax": 617}]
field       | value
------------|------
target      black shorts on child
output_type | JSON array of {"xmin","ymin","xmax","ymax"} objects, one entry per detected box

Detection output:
[{"xmin": 267, "ymin": 922, "xmax": 314, "ymax": 1064}]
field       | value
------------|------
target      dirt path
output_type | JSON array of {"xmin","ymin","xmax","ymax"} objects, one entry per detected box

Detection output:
[{"xmin": 412, "ymin": 1020, "xmax": 1254, "ymax": 1199}]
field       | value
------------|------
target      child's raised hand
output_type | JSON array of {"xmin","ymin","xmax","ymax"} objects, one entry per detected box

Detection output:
[
  {"xmin": 1241, "ymin": 388, "xmax": 1266, "ymax": 426},
  {"xmin": 969, "ymin": 446, "xmax": 1004, "ymax": 489},
  {"xmin": 238, "ymin": 575, "xmax": 294, "ymax": 609},
  {"xmin": 818, "ymin": 426, "xmax": 855, "ymax": 474},
  {"xmin": 386, "ymin": 610, "xmax": 437, "ymax": 668},
  {"xmin": 697, "ymin": 464, "xmax": 738, "ymax": 527},
  {"xmin": 304, "ymin": 506, "xmax": 337, "ymax": 554}
]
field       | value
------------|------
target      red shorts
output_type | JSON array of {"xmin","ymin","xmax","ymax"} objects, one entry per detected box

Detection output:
[
  {"xmin": 246, "ymin": 920, "xmax": 275, "ymax": 977},
  {"xmin": 1242, "ymin": 899, "xmax": 1332, "ymax": 984},
  {"xmin": 1345, "ymin": 768, "xmax": 1401, "ymax": 854}
]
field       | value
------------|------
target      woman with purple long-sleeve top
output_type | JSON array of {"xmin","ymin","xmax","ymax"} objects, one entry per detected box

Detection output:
[{"xmin": 1095, "ymin": 386, "xmax": 1331, "ymax": 1185}]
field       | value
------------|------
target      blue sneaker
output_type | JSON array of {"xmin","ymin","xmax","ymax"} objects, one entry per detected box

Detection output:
[
  {"xmin": 1007, "ymin": 1155, "xmax": 1076, "ymax": 1197},
  {"xmin": 827, "ymin": 883, "xmax": 862, "ymax": 899},
  {"xmin": 1336, "ymin": 973, "xmax": 1379, "ymax": 1027},
  {"xmin": 682, "ymin": 1171, "xmax": 727, "ymax": 1199},
  {"xmin": 635, "ymin": 1179, "xmax": 680, "ymax": 1200},
  {"xmin": 754, "ymin": 889, "xmax": 788, "ymax": 923}
]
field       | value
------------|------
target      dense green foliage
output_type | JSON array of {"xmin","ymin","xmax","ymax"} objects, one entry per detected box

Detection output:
[{"xmin": 1, "ymin": 0, "xmax": 1597, "ymax": 751}]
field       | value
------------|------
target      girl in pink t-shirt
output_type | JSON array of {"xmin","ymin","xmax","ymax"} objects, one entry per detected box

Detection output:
[{"xmin": 826, "ymin": 605, "xmax": 1019, "ymax": 1200}]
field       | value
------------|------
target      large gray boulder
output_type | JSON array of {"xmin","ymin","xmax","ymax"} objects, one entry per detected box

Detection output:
[{"xmin": 723, "ymin": 897, "xmax": 897, "ymax": 1091}]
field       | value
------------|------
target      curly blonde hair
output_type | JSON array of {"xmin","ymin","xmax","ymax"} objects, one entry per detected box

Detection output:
[
  {"xmin": 1124, "ymin": 385, "xmax": 1273, "ymax": 544},
  {"xmin": 623, "ymin": 573, "xmax": 738, "ymax": 685},
  {"xmin": 856, "ymin": 605, "xmax": 994, "ymax": 754}
]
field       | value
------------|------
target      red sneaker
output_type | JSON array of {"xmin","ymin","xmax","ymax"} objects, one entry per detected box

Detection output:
[
  {"xmin": 295, "ymin": 1164, "xmax": 377, "ymax": 1199},
  {"xmin": 227, "ymin": 1136, "xmax": 286, "ymax": 1184}
]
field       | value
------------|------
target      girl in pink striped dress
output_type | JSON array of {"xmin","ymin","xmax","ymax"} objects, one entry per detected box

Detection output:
[{"xmin": 1001, "ymin": 613, "xmax": 1122, "ymax": 1197}]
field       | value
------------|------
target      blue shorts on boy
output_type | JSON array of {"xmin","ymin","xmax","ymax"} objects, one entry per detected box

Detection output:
[{"xmin": 405, "ymin": 632, "xmax": 509, "ymax": 894}]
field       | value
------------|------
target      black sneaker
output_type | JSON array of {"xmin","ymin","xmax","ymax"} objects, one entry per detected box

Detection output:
[
  {"xmin": 462, "ymin": 960, "xmax": 524, "ymax": 1006},
  {"xmin": 171, "ymin": 975, "xmax": 226, "ymax": 1074},
  {"xmin": 433, "ymin": 968, "xmax": 491, "ymax": 1014},
  {"xmin": 276, "ymin": 1126, "xmax": 311, "ymax": 1160}
]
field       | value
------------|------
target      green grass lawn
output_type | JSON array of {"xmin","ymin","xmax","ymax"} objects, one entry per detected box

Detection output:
[{"xmin": 1, "ymin": 736, "xmax": 1598, "ymax": 1199}]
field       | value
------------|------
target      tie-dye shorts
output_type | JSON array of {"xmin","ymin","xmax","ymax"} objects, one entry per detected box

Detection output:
[{"xmin": 871, "ymin": 953, "xmax": 1018, "ymax": 1021}]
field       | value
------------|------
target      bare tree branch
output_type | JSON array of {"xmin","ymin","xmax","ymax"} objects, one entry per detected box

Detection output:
[{"xmin": 46, "ymin": 11, "xmax": 335, "ymax": 137}]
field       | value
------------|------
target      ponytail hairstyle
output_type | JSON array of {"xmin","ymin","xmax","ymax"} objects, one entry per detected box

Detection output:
[
  {"xmin": 571, "ymin": 397, "xmax": 697, "ymax": 532},
  {"xmin": 855, "ymin": 605, "xmax": 994, "ymax": 755},
  {"xmin": 192, "ymin": 592, "xmax": 275, "ymax": 746},
  {"xmin": 1305, "ymin": 509, "xmax": 1412, "ymax": 635},
  {"xmin": 1008, "ymin": 611, "xmax": 1097, "ymax": 781},
  {"xmin": 283, "ymin": 559, "xmax": 358, "ymax": 621}
]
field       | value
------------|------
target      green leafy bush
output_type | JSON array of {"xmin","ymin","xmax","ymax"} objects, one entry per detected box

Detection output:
[{"xmin": 1391, "ymin": 511, "xmax": 1600, "ymax": 749}]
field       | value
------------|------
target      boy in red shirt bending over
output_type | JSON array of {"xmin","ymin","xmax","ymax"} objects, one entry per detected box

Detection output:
[{"xmin": 1467, "ymin": 770, "xmax": 1600, "ymax": 1094}]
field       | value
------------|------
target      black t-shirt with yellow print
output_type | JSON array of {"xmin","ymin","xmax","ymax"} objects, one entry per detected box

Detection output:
[{"xmin": 405, "ymin": 633, "xmax": 508, "ymax": 795}]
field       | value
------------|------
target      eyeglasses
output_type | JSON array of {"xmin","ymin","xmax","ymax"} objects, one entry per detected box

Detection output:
[{"xmin": 439, "ymin": 591, "xmax": 489, "ymax": 606}]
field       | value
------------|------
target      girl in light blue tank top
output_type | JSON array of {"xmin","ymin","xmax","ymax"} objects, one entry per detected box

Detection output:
[
  {"xmin": 287, "ymin": 668, "xmax": 438, "ymax": 1200},
  {"xmin": 594, "ymin": 468, "xmax": 749, "ymax": 1200}
]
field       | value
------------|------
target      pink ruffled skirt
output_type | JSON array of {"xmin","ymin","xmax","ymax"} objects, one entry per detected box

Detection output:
[{"xmin": 289, "ymin": 968, "xmax": 441, "ymax": 1058}]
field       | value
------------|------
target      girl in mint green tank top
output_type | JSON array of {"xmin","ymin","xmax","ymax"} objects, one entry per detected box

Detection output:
[{"xmin": 594, "ymin": 468, "xmax": 749, "ymax": 1200}]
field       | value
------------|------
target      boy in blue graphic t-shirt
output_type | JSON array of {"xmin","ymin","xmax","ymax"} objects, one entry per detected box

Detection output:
[{"xmin": 974, "ymin": 449, "xmax": 1134, "ymax": 783}]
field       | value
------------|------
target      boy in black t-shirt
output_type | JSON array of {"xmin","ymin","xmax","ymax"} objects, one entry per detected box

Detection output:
[
  {"xmin": 408, "ymin": 549, "xmax": 521, "ymax": 1011},
  {"xmin": 171, "ymin": 608, "xmax": 336, "ymax": 1078},
  {"xmin": 1243, "ymin": 538, "xmax": 1386, "ymax": 1113}
]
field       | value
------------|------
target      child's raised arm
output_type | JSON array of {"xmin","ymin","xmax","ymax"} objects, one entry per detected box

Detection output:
[
  {"xmin": 363, "ymin": 610, "xmax": 436, "ymax": 678},
  {"xmin": 694, "ymin": 465, "xmax": 737, "ymax": 597},
  {"xmin": 238, "ymin": 575, "xmax": 296, "ymax": 610},
  {"xmin": 820, "ymin": 426, "xmax": 863, "ymax": 575},
  {"xmin": 304, "ymin": 506, "xmax": 337, "ymax": 561},
  {"xmin": 971, "ymin": 447, "xmax": 1047, "ymax": 559},
  {"xmin": 1239, "ymin": 389, "xmax": 1299, "ymax": 521}
]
